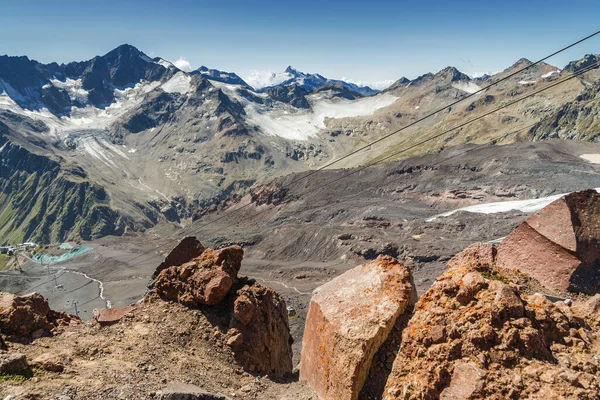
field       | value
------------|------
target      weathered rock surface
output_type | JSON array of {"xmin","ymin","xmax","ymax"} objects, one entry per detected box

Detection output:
[
  {"xmin": 227, "ymin": 283, "xmax": 293, "ymax": 378},
  {"xmin": 383, "ymin": 243, "xmax": 600, "ymax": 400},
  {"xmin": 497, "ymin": 190, "xmax": 600, "ymax": 293},
  {"xmin": 150, "ymin": 239, "xmax": 293, "ymax": 378},
  {"xmin": 152, "ymin": 236, "xmax": 206, "ymax": 280},
  {"xmin": 31, "ymin": 352, "xmax": 64, "ymax": 372},
  {"xmin": 0, "ymin": 352, "xmax": 30, "ymax": 375},
  {"xmin": 92, "ymin": 305, "xmax": 136, "ymax": 326},
  {"xmin": 300, "ymin": 255, "xmax": 417, "ymax": 400},
  {"xmin": 0, "ymin": 292, "xmax": 78, "ymax": 338},
  {"xmin": 154, "ymin": 246, "xmax": 243, "ymax": 307}
]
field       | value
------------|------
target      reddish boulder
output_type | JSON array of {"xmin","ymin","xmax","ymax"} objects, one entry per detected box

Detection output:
[
  {"xmin": 383, "ymin": 243, "xmax": 600, "ymax": 400},
  {"xmin": 497, "ymin": 190, "xmax": 600, "ymax": 293},
  {"xmin": 300, "ymin": 255, "xmax": 417, "ymax": 400},
  {"xmin": 151, "ymin": 243, "xmax": 293, "ymax": 378},
  {"xmin": 226, "ymin": 282, "xmax": 293, "ymax": 378},
  {"xmin": 152, "ymin": 236, "xmax": 205, "ymax": 280},
  {"xmin": 93, "ymin": 305, "xmax": 136, "ymax": 326},
  {"xmin": 153, "ymin": 245, "xmax": 243, "ymax": 307},
  {"xmin": 0, "ymin": 292, "xmax": 78, "ymax": 338}
]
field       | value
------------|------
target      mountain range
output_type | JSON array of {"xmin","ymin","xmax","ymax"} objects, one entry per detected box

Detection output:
[{"xmin": 1, "ymin": 43, "xmax": 599, "ymax": 244}]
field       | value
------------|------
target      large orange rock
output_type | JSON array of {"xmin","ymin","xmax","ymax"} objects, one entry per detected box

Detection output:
[
  {"xmin": 0, "ymin": 292, "xmax": 78, "ymax": 338},
  {"xmin": 383, "ymin": 243, "xmax": 600, "ymax": 400},
  {"xmin": 153, "ymin": 246, "xmax": 243, "ymax": 307},
  {"xmin": 152, "ymin": 236, "xmax": 205, "ymax": 281},
  {"xmin": 300, "ymin": 255, "xmax": 417, "ymax": 400},
  {"xmin": 497, "ymin": 189, "xmax": 600, "ymax": 293}
]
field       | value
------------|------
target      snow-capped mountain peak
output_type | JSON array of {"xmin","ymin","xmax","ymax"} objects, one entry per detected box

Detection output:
[
  {"xmin": 247, "ymin": 66, "xmax": 378, "ymax": 96},
  {"xmin": 193, "ymin": 66, "xmax": 250, "ymax": 87}
]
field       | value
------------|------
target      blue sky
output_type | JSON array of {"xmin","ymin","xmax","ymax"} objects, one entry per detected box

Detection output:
[{"xmin": 2, "ymin": 0, "xmax": 600, "ymax": 88}]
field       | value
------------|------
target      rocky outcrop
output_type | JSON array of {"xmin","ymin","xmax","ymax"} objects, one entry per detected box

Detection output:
[
  {"xmin": 227, "ymin": 283, "xmax": 293, "ymax": 377},
  {"xmin": 0, "ymin": 292, "xmax": 78, "ymax": 339},
  {"xmin": 154, "ymin": 246, "xmax": 243, "ymax": 307},
  {"xmin": 250, "ymin": 183, "xmax": 289, "ymax": 206},
  {"xmin": 383, "ymin": 243, "xmax": 600, "ymax": 399},
  {"xmin": 300, "ymin": 255, "xmax": 417, "ymax": 400},
  {"xmin": 150, "ymin": 238, "xmax": 293, "ymax": 378},
  {"xmin": 497, "ymin": 190, "xmax": 600, "ymax": 293},
  {"xmin": 152, "ymin": 236, "xmax": 206, "ymax": 280}
]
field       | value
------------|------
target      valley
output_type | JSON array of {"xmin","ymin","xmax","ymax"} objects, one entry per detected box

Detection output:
[{"xmin": 3, "ymin": 139, "xmax": 600, "ymax": 364}]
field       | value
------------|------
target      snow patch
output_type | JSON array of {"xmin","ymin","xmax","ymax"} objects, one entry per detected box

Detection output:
[
  {"xmin": 451, "ymin": 81, "xmax": 481, "ymax": 94},
  {"xmin": 0, "ymin": 80, "xmax": 160, "ymax": 137},
  {"xmin": 75, "ymin": 133, "xmax": 130, "ymax": 169},
  {"xmin": 162, "ymin": 72, "xmax": 192, "ymax": 94},
  {"xmin": 208, "ymin": 79, "xmax": 397, "ymax": 140},
  {"xmin": 50, "ymin": 78, "xmax": 89, "ymax": 103},
  {"xmin": 518, "ymin": 80, "xmax": 536, "ymax": 85},
  {"xmin": 541, "ymin": 70, "xmax": 560, "ymax": 79},
  {"xmin": 340, "ymin": 77, "xmax": 394, "ymax": 90},
  {"xmin": 0, "ymin": 79, "xmax": 31, "ymax": 104},
  {"xmin": 156, "ymin": 58, "xmax": 175, "ymax": 69},
  {"xmin": 580, "ymin": 154, "xmax": 600, "ymax": 164},
  {"xmin": 246, "ymin": 93, "xmax": 398, "ymax": 140},
  {"xmin": 427, "ymin": 188, "xmax": 600, "ymax": 221},
  {"xmin": 245, "ymin": 70, "xmax": 293, "ymax": 90}
]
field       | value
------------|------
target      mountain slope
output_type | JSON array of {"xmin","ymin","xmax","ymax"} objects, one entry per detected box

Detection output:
[{"xmin": 1, "ymin": 45, "xmax": 600, "ymax": 244}]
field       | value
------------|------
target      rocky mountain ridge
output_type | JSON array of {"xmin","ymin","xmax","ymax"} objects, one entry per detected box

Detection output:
[{"xmin": 1, "ymin": 45, "xmax": 600, "ymax": 244}]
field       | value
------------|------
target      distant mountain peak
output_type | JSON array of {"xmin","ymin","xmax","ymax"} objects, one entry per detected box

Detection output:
[
  {"xmin": 285, "ymin": 66, "xmax": 300, "ymax": 75},
  {"xmin": 436, "ymin": 66, "xmax": 471, "ymax": 82},
  {"xmin": 193, "ymin": 66, "xmax": 250, "ymax": 87},
  {"xmin": 510, "ymin": 58, "xmax": 533, "ymax": 69}
]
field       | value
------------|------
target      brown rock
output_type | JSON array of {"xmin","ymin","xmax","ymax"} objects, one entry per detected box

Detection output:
[
  {"xmin": 152, "ymin": 236, "xmax": 205, "ymax": 281},
  {"xmin": 226, "ymin": 332, "xmax": 243, "ymax": 348},
  {"xmin": 300, "ymin": 255, "xmax": 417, "ymax": 400},
  {"xmin": 492, "ymin": 283, "xmax": 524, "ymax": 321},
  {"xmin": 227, "ymin": 283, "xmax": 293, "ymax": 378},
  {"xmin": 0, "ymin": 352, "xmax": 30, "ymax": 374},
  {"xmin": 456, "ymin": 271, "xmax": 488, "ymax": 305},
  {"xmin": 383, "ymin": 243, "xmax": 600, "ymax": 400},
  {"xmin": 233, "ymin": 295, "xmax": 254, "ymax": 326},
  {"xmin": 153, "ymin": 246, "xmax": 243, "ymax": 307},
  {"xmin": 31, "ymin": 352, "xmax": 64, "ymax": 372},
  {"xmin": 497, "ymin": 222, "xmax": 581, "ymax": 292},
  {"xmin": 0, "ymin": 292, "xmax": 78, "ymax": 338},
  {"xmin": 439, "ymin": 360, "xmax": 485, "ymax": 400},
  {"xmin": 446, "ymin": 242, "xmax": 496, "ymax": 271},
  {"xmin": 93, "ymin": 306, "xmax": 136, "ymax": 326},
  {"xmin": 573, "ymin": 294, "xmax": 600, "ymax": 327},
  {"xmin": 497, "ymin": 190, "xmax": 600, "ymax": 293}
]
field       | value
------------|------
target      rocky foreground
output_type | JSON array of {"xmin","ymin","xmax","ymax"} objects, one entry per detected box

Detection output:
[{"xmin": 1, "ymin": 190, "xmax": 600, "ymax": 399}]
